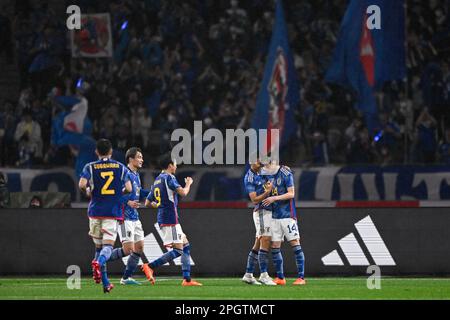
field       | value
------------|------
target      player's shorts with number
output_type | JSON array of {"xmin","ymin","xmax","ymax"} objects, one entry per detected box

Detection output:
[
  {"xmin": 253, "ymin": 209, "xmax": 273, "ymax": 238},
  {"xmin": 118, "ymin": 219, "xmax": 145, "ymax": 243},
  {"xmin": 88, "ymin": 218, "xmax": 119, "ymax": 244},
  {"xmin": 271, "ymin": 218, "xmax": 300, "ymax": 242},
  {"xmin": 159, "ymin": 224, "xmax": 185, "ymax": 246}
]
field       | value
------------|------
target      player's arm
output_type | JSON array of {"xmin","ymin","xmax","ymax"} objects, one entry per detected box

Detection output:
[
  {"xmin": 121, "ymin": 167, "xmax": 132, "ymax": 194},
  {"xmin": 78, "ymin": 177, "xmax": 91, "ymax": 198},
  {"xmin": 261, "ymin": 186, "xmax": 294, "ymax": 206},
  {"xmin": 79, "ymin": 164, "xmax": 92, "ymax": 197},
  {"xmin": 144, "ymin": 199, "xmax": 159, "ymax": 208},
  {"xmin": 175, "ymin": 177, "xmax": 193, "ymax": 197},
  {"xmin": 144, "ymin": 185, "xmax": 158, "ymax": 208},
  {"xmin": 248, "ymin": 181, "xmax": 273, "ymax": 204}
]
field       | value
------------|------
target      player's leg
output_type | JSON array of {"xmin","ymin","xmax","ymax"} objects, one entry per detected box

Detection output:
[
  {"xmin": 88, "ymin": 218, "xmax": 103, "ymax": 284},
  {"xmin": 283, "ymin": 219, "xmax": 305, "ymax": 285},
  {"xmin": 147, "ymin": 225, "xmax": 184, "ymax": 281},
  {"xmin": 270, "ymin": 218, "xmax": 286, "ymax": 285},
  {"xmin": 258, "ymin": 210, "xmax": 276, "ymax": 285},
  {"xmin": 242, "ymin": 210, "xmax": 261, "ymax": 284},
  {"xmin": 94, "ymin": 219, "xmax": 119, "ymax": 292},
  {"xmin": 179, "ymin": 232, "xmax": 202, "ymax": 286},
  {"xmin": 121, "ymin": 220, "xmax": 147, "ymax": 284}
]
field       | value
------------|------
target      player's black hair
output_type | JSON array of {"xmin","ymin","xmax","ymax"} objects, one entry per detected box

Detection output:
[
  {"xmin": 125, "ymin": 147, "xmax": 142, "ymax": 164},
  {"xmin": 96, "ymin": 139, "xmax": 112, "ymax": 156},
  {"xmin": 158, "ymin": 153, "xmax": 175, "ymax": 170}
]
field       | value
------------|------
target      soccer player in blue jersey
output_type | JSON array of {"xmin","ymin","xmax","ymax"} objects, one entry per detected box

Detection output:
[
  {"xmin": 242, "ymin": 160, "xmax": 276, "ymax": 286},
  {"xmin": 101, "ymin": 147, "xmax": 152, "ymax": 285},
  {"xmin": 78, "ymin": 139, "xmax": 132, "ymax": 293},
  {"xmin": 144, "ymin": 153, "xmax": 202, "ymax": 286},
  {"xmin": 261, "ymin": 161, "xmax": 306, "ymax": 286}
]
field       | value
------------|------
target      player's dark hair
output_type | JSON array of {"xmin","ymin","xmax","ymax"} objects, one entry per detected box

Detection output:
[
  {"xmin": 125, "ymin": 147, "xmax": 142, "ymax": 164},
  {"xmin": 96, "ymin": 139, "xmax": 112, "ymax": 156},
  {"xmin": 159, "ymin": 153, "xmax": 174, "ymax": 170}
]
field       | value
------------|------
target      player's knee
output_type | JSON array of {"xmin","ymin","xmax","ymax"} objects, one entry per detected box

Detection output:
[{"xmin": 122, "ymin": 242, "xmax": 134, "ymax": 255}]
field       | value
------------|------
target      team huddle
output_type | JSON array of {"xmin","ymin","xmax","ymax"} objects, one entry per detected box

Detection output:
[
  {"xmin": 78, "ymin": 138, "xmax": 305, "ymax": 293},
  {"xmin": 78, "ymin": 139, "xmax": 201, "ymax": 293}
]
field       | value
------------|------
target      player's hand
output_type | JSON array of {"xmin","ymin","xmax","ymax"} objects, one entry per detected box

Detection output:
[
  {"xmin": 185, "ymin": 177, "xmax": 193, "ymax": 185},
  {"xmin": 264, "ymin": 181, "xmax": 274, "ymax": 192},
  {"xmin": 85, "ymin": 187, "xmax": 92, "ymax": 198},
  {"xmin": 262, "ymin": 196, "xmax": 276, "ymax": 207},
  {"xmin": 128, "ymin": 200, "xmax": 140, "ymax": 209},
  {"xmin": 150, "ymin": 201, "xmax": 158, "ymax": 208}
]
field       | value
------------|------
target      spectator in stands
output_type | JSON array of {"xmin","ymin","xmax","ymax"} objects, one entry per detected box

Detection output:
[
  {"xmin": 438, "ymin": 128, "xmax": 450, "ymax": 164},
  {"xmin": 415, "ymin": 107, "xmax": 438, "ymax": 163},
  {"xmin": 14, "ymin": 109, "xmax": 43, "ymax": 166},
  {"xmin": 0, "ymin": 172, "xmax": 10, "ymax": 208},
  {"xmin": 346, "ymin": 127, "xmax": 377, "ymax": 164},
  {"xmin": 29, "ymin": 195, "xmax": 43, "ymax": 209}
]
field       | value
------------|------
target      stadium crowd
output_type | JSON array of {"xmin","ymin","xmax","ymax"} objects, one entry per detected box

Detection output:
[{"xmin": 0, "ymin": 0, "xmax": 449, "ymax": 168}]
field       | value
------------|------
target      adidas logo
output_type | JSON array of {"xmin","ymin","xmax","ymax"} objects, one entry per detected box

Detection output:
[
  {"xmin": 122, "ymin": 223, "xmax": 195, "ymax": 266},
  {"xmin": 322, "ymin": 215, "xmax": 395, "ymax": 266}
]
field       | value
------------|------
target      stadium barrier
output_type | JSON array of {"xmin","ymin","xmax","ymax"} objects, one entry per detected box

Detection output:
[
  {"xmin": 3, "ymin": 165, "xmax": 450, "ymax": 202},
  {"xmin": 1, "ymin": 208, "xmax": 450, "ymax": 276}
]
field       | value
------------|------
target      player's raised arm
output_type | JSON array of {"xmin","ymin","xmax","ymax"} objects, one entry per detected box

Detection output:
[{"xmin": 176, "ymin": 177, "xmax": 193, "ymax": 197}]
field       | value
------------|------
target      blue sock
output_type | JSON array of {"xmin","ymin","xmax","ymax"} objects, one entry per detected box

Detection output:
[
  {"xmin": 271, "ymin": 248, "xmax": 284, "ymax": 279},
  {"xmin": 258, "ymin": 249, "xmax": 269, "ymax": 273},
  {"xmin": 109, "ymin": 248, "xmax": 125, "ymax": 262},
  {"xmin": 101, "ymin": 265, "xmax": 110, "ymax": 287},
  {"xmin": 182, "ymin": 243, "xmax": 191, "ymax": 281},
  {"xmin": 94, "ymin": 248, "xmax": 101, "ymax": 261},
  {"xmin": 123, "ymin": 252, "xmax": 140, "ymax": 279},
  {"xmin": 97, "ymin": 245, "xmax": 113, "ymax": 267},
  {"xmin": 292, "ymin": 245, "xmax": 305, "ymax": 279},
  {"xmin": 149, "ymin": 248, "xmax": 182, "ymax": 269},
  {"xmin": 245, "ymin": 250, "xmax": 259, "ymax": 274}
]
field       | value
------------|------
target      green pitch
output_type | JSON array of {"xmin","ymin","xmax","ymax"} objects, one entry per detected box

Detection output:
[{"xmin": 1, "ymin": 277, "xmax": 450, "ymax": 300}]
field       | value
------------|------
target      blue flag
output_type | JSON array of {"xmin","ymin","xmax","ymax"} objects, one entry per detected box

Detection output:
[
  {"xmin": 325, "ymin": 0, "xmax": 406, "ymax": 133},
  {"xmin": 251, "ymin": 0, "xmax": 300, "ymax": 159}
]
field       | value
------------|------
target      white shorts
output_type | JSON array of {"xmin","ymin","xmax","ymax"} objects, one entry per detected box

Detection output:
[
  {"xmin": 253, "ymin": 209, "xmax": 273, "ymax": 238},
  {"xmin": 160, "ymin": 224, "xmax": 185, "ymax": 247},
  {"xmin": 88, "ymin": 218, "xmax": 119, "ymax": 245},
  {"xmin": 118, "ymin": 220, "xmax": 145, "ymax": 243},
  {"xmin": 271, "ymin": 218, "xmax": 300, "ymax": 242}
]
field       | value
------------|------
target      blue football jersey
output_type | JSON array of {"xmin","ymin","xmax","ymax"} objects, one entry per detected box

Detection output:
[
  {"xmin": 80, "ymin": 158, "xmax": 130, "ymax": 220},
  {"xmin": 121, "ymin": 168, "xmax": 150, "ymax": 221},
  {"xmin": 261, "ymin": 166, "xmax": 296, "ymax": 220},
  {"xmin": 243, "ymin": 168, "xmax": 273, "ymax": 211},
  {"xmin": 147, "ymin": 171, "xmax": 181, "ymax": 226}
]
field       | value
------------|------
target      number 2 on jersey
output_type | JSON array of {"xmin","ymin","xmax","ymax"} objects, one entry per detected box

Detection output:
[
  {"xmin": 100, "ymin": 171, "xmax": 115, "ymax": 195},
  {"xmin": 154, "ymin": 187, "xmax": 161, "ymax": 207}
]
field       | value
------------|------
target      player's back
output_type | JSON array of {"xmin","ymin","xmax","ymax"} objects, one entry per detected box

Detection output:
[
  {"xmin": 150, "ymin": 172, "xmax": 180, "ymax": 226},
  {"xmin": 83, "ymin": 158, "xmax": 129, "ymax": 219}
]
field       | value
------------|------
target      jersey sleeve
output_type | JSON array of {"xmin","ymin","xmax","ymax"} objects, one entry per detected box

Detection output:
[
  {"xmin": 167, "ymin": 175, "xmax": 181, "ymax": 191},
  {"xmin": 244, "ymin": 174, "xmax": 256, "ymax": 194},
  {"xmin": 146, "ymin": 185, "xmax": 155, "ymax": 202},
  {"xmin": 121, "ymin": 165, "xmax": 131, "ymax": 183},
  {"xmin": 80, "ymin": 163, "xmax": 91, "ymax": 180},
  {"xmin": 285, "ymin": 171, "xmax": 294, "ymax": 188}
]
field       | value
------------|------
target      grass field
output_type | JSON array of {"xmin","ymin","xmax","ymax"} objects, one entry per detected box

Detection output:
[{"xmin": 1, "ymin": 276, "xmax": 450, "ymax": 300}]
